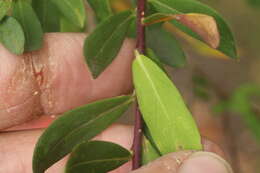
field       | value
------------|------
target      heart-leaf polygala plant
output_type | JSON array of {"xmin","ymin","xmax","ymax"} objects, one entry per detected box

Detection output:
[{"xmin": 0, "ymin": 0, "xmax": 237, "ymax": 172}]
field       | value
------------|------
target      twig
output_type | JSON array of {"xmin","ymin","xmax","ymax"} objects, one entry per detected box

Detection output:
[{"xmin": 132, "ymin": 0, "xmax": 146, "ymax": 170}]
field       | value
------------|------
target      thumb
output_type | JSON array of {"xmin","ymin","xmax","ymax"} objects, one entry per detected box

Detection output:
[{"xmin": 130, "ymin": 151, "xmax": 233, "ymax": 173}]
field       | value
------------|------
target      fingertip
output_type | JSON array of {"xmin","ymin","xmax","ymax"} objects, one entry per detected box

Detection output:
[{"xmin": 178, "ymin": 152, "xmax": 233, "ymax": 173}]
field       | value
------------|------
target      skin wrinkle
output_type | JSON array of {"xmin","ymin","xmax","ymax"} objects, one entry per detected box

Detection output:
[
  {"xmin": 31, "ymin": 34, "xmax": 57, "ymax": 114},
  {"xmin": 35, "ymin": 34, "xmax": 93, "ymax": 114},
  {"xmin": 0, "ymin": 49, "xmax": 43, "ymax": 129},
  {"xmin": 0, "ymin": 33, "xmax": 135, "ymax": 130},
  {"xmin": 0, "ymin": 34, "xmax": 93, "ymax": 129}
]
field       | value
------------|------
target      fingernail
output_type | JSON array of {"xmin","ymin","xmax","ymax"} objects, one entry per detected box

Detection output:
[{"xmin": 178, "ymin": 152, "xmax": 233, "ymax": 173}]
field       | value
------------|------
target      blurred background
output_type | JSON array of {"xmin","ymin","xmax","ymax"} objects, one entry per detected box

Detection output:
[{"xmin": 109, "ymin": 0, "xmax": 260, "ymax": 172}]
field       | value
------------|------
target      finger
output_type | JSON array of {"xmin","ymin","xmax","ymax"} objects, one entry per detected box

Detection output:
[
  {"xmin": 0, "ymin": 124, "xmax": 133, "ymax": 173},
  {"xmin": 0, "ymin": 122, "xmax": 228, "ymax": 173},
  {"xmin": 131, "ymin": 151, "xmax": 233, "ymax": 173},
  {"xmin": 0, "ymin": 33, "xmax": 135, "ymax": 129}
]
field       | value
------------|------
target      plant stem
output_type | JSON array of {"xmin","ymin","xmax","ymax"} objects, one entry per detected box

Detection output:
[
  {"xmin": 136, "ymin": 0, "xmax": 146, "ymax": 53},
  {"xmin": 132, "ymin": 0, "xmax": 146, "ymax": 170}
]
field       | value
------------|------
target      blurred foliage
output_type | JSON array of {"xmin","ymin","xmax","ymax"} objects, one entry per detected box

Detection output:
[
  {"xmin": 247, "ymin": 0, "xmax": 260, "ymax": 7},
  {"xmin": 192, "ymin": 74, "xmax": 211, "ymax": 101},
  {"xmin": 214, "ymin": 84, "xmax": 260, "ymax": 141}
]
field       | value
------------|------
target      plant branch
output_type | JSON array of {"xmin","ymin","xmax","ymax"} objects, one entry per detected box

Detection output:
[{"xmin": 132, "ymin": 0, "xmax": 146, "ymax": 170}]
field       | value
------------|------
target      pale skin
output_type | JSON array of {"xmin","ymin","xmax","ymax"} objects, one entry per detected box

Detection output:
[{"xmin": 0, "ymin": 33, "xmax": 232, "ymax": 173}]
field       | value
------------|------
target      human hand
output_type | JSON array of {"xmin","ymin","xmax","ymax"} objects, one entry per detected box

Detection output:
[{"xmin": 0, "ymin": 33, "xmax": 232, "ymax": 173}]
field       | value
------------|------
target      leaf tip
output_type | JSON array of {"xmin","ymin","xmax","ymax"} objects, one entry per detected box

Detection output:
[{"xmin": 175, "ymin": 13, "xmax": 220, "ymax": 49}]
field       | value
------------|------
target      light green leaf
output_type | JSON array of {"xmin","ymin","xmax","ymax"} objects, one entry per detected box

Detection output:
[
  {"xmin": 0, "ymin": 16, "xmax": 25, "ymax": 55},
  {"xmin": 142, "ymin": 136, "xmax": 161, "ymax": 165},
  {"xmin": 60, "ymin": 17, "xmax": 85, "ymax": 32},
  {"xmin": 33, "ymin": 95, "xmax": 133, "ymax": 173},
  {"xmin": 66, "ymin": 141, "xmax": 131, "ymax": 173},
  {"xmin": 147, "ymin": 25, "xmax": 186, "ymax": 68},
  {"xmin": 133, "ymin": 53, "xmax": 202, "ymax": 154},
  {"xmin": 149, "ymin": 0, "xmax": 237, "ymax": 59},
  {"xmin": 87, "ymin": 0, "xmax": 113, "ymax": 22},
  {"xmin": 32, "ymin": 0, "xmax": 61, "ymax": 32},
  {"xmin": 52, "ymin": 0, "xmax": 86, "ymax": 28},
  {"xmin": 0, "ymin": 0, "xmax": 12, "ymax": 21},
  {"xmin": 12, "ymin": 1, "xmax": 43, "ymax": 51},
  {"xmin": 84, "ymin": 10, "xmax": 134, "ymax": 78}
]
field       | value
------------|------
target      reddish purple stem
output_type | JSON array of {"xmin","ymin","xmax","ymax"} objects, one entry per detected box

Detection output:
[{"xmin": 132, "ymin": 0, "xmax": 146, "ymax": 170}]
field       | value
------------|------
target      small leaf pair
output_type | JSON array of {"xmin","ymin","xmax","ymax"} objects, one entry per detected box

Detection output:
[
  {"xmin": 33, "ymin": 95, "xmax": 133, "ymax": 173},
  {"xmin": 0, "ymin": 1, "xmax": 43, "ymax": 54}
]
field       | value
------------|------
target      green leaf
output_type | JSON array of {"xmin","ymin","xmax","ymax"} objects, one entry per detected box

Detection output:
[
  {"xmin": 84, "ymin": 10, "xmax": 134, "ymax": 78},
  {"xmin": 147, "ymin": 25, "xmax": 186, "ymax": 68},
  {"xmin": 133, "ymin": 53, "xmax": 202, "ymax": 154},
  {"xmin": 0, "ymin": 16, "xmax": 25, "ymax": 55},
  {"xmin": 146, "ymin": 48, "xmax": 167, "ymax": 73},
  {"xmin": 0, "ymin": 0, "xmax": 12, "ymax": 21},
  {"xmin": 126, "ymin": 16, "xmax": 136, "ymax": 38},
  {"xmin": 33, "ymin": 95, "xmax": 133, "ymax": 173},
  {"xmin": 87, "ymin": 0, "xmax": 113, "ymax": 22},
  {"xmin": 60, "ymin": 17, "xmax": 85, "ymax": 32},
  {"xmin": 142, "ymin": 136, "xmax": 161, "ymax": 165},
  {"xmin": 66, "ymin": 141, "xmax": 131, "ymax": 173},
  {"xmin": 144, "ymin": 13, "xmax": 220, "ymax": 49},
  {"xmin": 32, "ymin": 0, "xmax": 61, "ymax": 32},
  {"xmin": 12, "ymin": 1, "xmax": 43, "ymax": 52},
  {"xmin": 143, "ymin": 13, "xmax": 174, "ymax": 25},
  {"xmin": 149, "ymin": 0, "xmax": 237, "ymax": 59},
  {"xmin": 52, "ymin": 0, "xmax": 86, "ymax": 28}
]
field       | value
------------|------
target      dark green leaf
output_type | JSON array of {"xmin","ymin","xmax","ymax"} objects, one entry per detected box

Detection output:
[
  {"xmin": 0, "ymin": 0, "xmax": 12, "ymax": 21},
  {"xmin": 133, "ymin": 53, "xmax": 202, "ymax": 154},
  {"xmin": 66, "ymin": 141, "xmax": 131, "ymax": 173},
  {"xmin": 149, "ymin": 0, "xmax": 237, "ymax": 59},
  {"xmin": 87, "ymin": 0, "xmax": 113, "ymax": 22},
  {"xmin": 0, "ymin": 16, "xmax": 25, "ymax": 55},
  {"xmin": 33, "ymin": 95, "xmax": 133, "ymax": 173},
  {"xmin": 147, "ymin": 25, "xmax": 186, "ymax": 68},
  {"xmin": 142, "ymin": 136, "xmax": 160, "ymax": 165},
  {"xmin": 52, "ymin": 0, "xmax": 86, "ymax": 28},
  {"xmin": 12, "ymin": 1, "xmax": 43, "ymax": 51},
  {"xmin": 126, "ymin": 16, "xmax": 136, "ymax": 38},
  {"xmin": 32, "ymin": 0, "xmax": 61, "ymax": 32},
  {"xmin": 84, "ymin": 10, "xmax": 134, "ymax": 78},
  {"xmin": 146, "ymin": 48, "xmax": 167, "ymax": 73}
]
